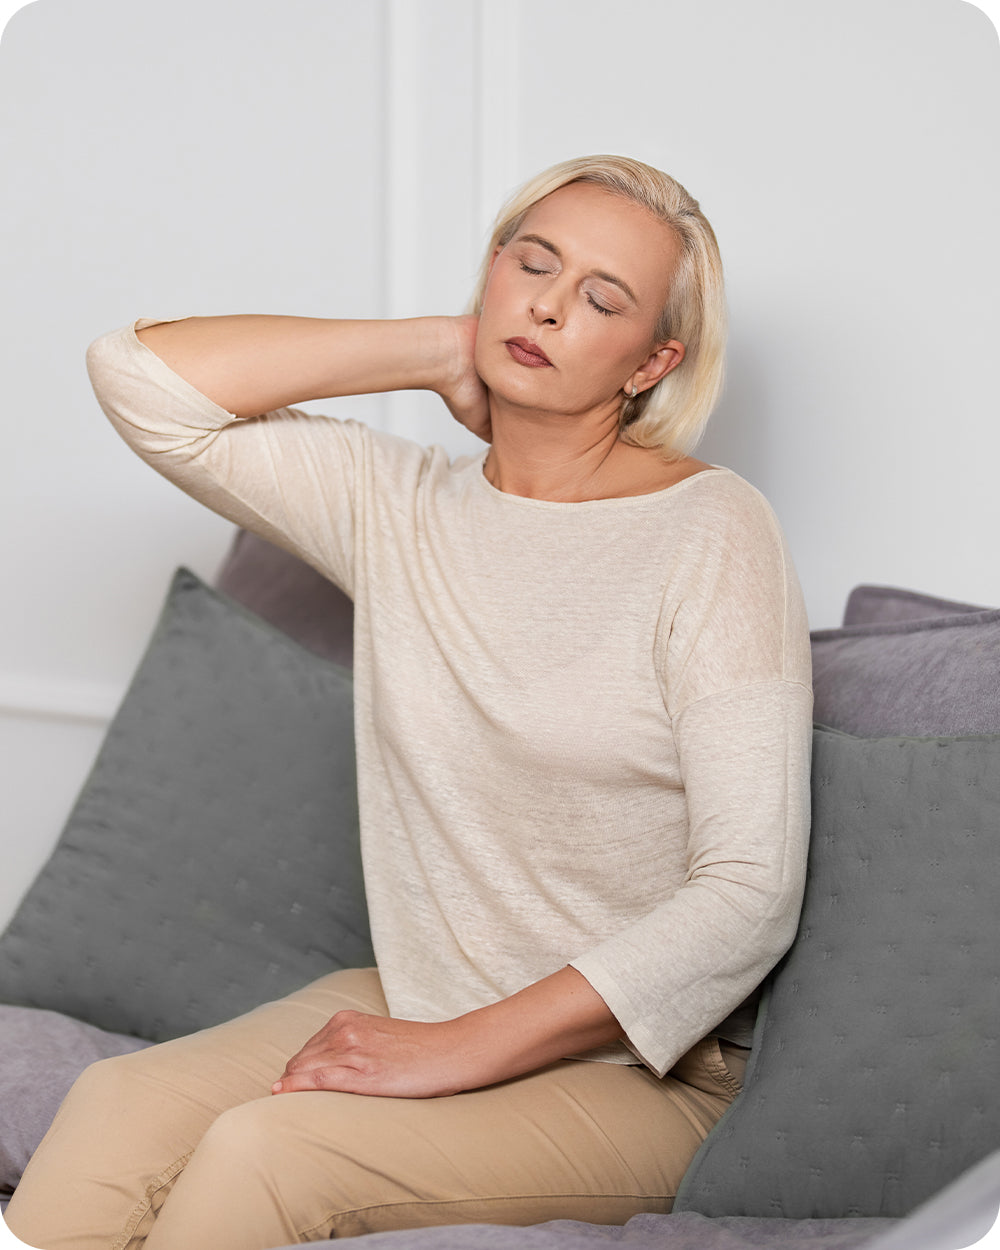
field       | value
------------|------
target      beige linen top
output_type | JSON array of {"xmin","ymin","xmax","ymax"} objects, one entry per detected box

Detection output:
[{"xmin": 87, "ymin": 319, "xmax": 813, "ymax": 1078}]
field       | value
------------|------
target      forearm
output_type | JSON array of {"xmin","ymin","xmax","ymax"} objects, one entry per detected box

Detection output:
[
  {"xmin": 274, "ymin": 966, "xmax": 622, "ymax": 1099},
  {"xmin": 452, "ymin": 966, "xmax": 622, "ymax": 1086},
  {"xmin": 136, "ymin": 314, "xmax": 459, "ymax": 419}
]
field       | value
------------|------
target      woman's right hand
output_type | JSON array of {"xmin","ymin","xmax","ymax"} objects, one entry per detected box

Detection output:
[{"xmin": 431, "ymin": 315, "xmax": 491, "ymax": 444}]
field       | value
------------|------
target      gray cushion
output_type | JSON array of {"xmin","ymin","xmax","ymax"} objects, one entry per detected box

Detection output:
[
  {"xmin": 811, "ymin": 608, "xmax": 1000, "ymax": 736},
  {"xmin": 214, "ymin": 528, "xmax": 354, "ymax": 668},
  {"xmin": 0, "ymin": 568, "xmax": 373, "ymax": 1042},
  {"xmin": 842, "ymin": 585, "xmax": 989, "ymax": 628},
  {"xmin": 674, "ymin": 726, "xmax": 1000, "ymax": 1219},
  {"xmin": 0, "ymin": 1006, "xmax": 153, "ymax": 1194}
]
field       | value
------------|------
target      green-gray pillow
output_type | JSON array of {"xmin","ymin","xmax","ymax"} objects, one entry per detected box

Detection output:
[
  {"xmin": 675, "ymin": 726, "xmax": 1000, "ymax": 1219},
  {"xmin": 0, "ymin": 569, "xmax": 373, "ymax": 1042}
]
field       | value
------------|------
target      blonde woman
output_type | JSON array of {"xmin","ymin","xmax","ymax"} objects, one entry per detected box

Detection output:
[{"xmin": 7, "ymin": 156, "xmax": 812, "ymax": 1249}]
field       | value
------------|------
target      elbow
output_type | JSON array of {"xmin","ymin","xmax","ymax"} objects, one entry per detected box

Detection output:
[
  {"xmin": 85, "ymin": 332, "xmax": 110, "ymax": 387},
  {"xmin": 759, "ymin": 865, "xmax": 808, "ymax": 968}
]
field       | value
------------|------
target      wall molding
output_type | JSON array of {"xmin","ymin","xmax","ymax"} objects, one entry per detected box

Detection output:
[
  {"xmin": 0, "ymin": 674, "xmax": 118, "ymax": 727},
  {"xmin": 475, "ymin": 0, "xmax": 520, "ymax": 239}
]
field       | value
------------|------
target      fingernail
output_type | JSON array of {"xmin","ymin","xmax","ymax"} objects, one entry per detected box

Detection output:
[{"xmin": 271, "ymin": 1081, "xmax": 282, "ymax": 1093}]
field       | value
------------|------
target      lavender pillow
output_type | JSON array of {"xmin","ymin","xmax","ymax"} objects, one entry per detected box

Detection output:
[
  {"xmin": 0, "ymin": 1006, "xmax": 153, "ymax": 1195},
  {"xmin": 214, "ymin": 528, "xmax": 354, "ymax": 668},
  {"xmin": 811, "ymin": 605, "xmax": 1000, "ymax": 737},
  {"xmin": 842, "ymin": 584, "xmax": 989, "ymax": 628}
]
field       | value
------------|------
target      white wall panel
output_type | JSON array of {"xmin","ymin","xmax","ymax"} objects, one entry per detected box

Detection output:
[
  {"xmin": 380, "ymin": 0, "xmax": 486, "ymax": 454},
  {"xmin": 0, "ymin": 0, "xmax": 388, "ymax": 877},
  {"xmin": 1, "ymin": 0, "xmax": 998, "ymax": 895}
]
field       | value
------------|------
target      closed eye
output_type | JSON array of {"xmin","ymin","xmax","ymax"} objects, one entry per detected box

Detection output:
[
  {"xmin": 587, "ymin": 295, "xmax": 616, "ymax": 317},
  {"xmin": 518, "ymin": 257, "xmax": 618, "ymax": 316}
]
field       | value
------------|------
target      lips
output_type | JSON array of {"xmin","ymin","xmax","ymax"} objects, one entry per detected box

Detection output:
[{"xmin": 505, "ymin": 337, "xmax": 553, "ymax": 367}]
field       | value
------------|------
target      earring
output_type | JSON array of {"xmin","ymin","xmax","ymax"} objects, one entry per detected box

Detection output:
[{"xmin": 628, "ymin": 384, "xmax": 638, "ymax": 399}]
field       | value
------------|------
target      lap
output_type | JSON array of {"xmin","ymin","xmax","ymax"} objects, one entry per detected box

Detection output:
[
  {"xmin": 8, "ymin": 967, "xmax": 744, "ymax": 1247},
  {"xmin": 161, "ymin": 1033, "xmax": 741, "ymax": 1240},
  {"xmin": 209, "ymin": 1042, "xmax": 723, "ymax": 1166}
]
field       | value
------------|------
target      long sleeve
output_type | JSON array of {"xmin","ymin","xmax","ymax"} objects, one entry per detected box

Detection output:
[
  {"xmin": 86, "ymin": 319, "xmax": 362, "ymax": 595},
  {"xmin": 570, "ymin": 680, "xmax": 811, "ymax": 1074},
  {"xmin": 570, "ymin": 482, "xmax": 813, "ymax": 1075}
]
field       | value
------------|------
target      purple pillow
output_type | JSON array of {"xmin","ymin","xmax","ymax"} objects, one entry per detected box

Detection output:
[
  {"xmin": 811, "ymin": 588, "xmax": 1000, "ymax": 738},
  {"xmin": 0, "ymin": 1006, "xmax": 152, "ymax": 1195},
  {"xmin": 843, "ymin": 584, "xmax": 989, "ymax": 628},
  {"xmin": 214, "ymin": 529, "xmax": 354, "ymax": 668}
]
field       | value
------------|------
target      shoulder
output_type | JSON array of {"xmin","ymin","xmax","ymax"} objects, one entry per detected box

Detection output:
[
  {"xmin": 682, "ymin": 464, "xmax": 777, "ymax": 512},
  {"xmin": 664, "ymin": 466, "xmax": 789, "ymax": 557},
  {"xmin": 656, "ymin": 468, "xmax": 811, "ymax": 701}
]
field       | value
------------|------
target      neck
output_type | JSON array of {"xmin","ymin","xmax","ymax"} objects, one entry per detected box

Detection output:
[{"xmin": 482, "ymin": 397, "xmax": 628, "ymax": 502}]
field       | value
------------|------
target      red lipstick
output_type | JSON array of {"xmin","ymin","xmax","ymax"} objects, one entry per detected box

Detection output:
[{"xmin": 505, "ymin": 337, "xmax": 553, "ymax": 367}]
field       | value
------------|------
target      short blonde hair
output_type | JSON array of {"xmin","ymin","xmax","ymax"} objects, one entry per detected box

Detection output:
[{"xmin": 468, "ymin": 155, "xmax": 727, "ymax": 459}]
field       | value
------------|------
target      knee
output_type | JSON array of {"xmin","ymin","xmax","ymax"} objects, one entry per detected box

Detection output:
[
  {"xmin": 181, "ymin": 1094, "xmax": 353, "ymax": 1195},
  {"xmin": 185, "ymin": 1099, "xmax": 286, "ymax": 1183},
  {"xmin": 55, "ymin": 1046, "xmax": 189, "ymax": 1138},
  {"xmin": 61, "ymin": 1049, "xmax": 151, "ymax": 1111}
]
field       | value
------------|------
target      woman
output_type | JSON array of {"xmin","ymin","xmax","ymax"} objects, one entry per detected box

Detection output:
[{"xmin": 6, "ymin": 155, "xmax": 812, "ymax": 1249}]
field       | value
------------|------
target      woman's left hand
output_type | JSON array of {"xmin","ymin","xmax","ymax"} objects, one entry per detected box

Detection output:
[
  {"xmin": 272, "ymin": 1010, "xmax": 475, "ymax": 1099},
  {"xmin": 272, "ymin": 967, "xmax": 622, "ymax": 1100}
]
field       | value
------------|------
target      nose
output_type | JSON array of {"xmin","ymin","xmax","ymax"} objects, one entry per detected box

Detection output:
[{"xmin": 529, "ymin": 276, "xmax": 566, "ymax": 328}]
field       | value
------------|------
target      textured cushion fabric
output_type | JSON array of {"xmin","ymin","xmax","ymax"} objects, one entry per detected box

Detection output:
[
  {"xmin": 0, "ymin": 1006, "xmax": 153, "ymax": 1194},
  {"xmin": 262, "ymin": 1213, "xmax": 893, "ymax": 1249},
  {"xmin": 0, "ymin": 568, "xmax": 373, "ymax": 1042},
  {"xmin": 263, "ymin": 1150, "xmax": 1000, "ymax": 1250},
  {"xmin": 842, "ymin": 585, "xmax": 989, "ymax": 628},
  {"xmin": 214, "ymin": 528, "xmax": 355, "ymax": 668},
  {"xmin": 674, "ymin": 726, "xmax": 1000, "ymax": 1219},
  {"xmin": 810, "ymin": 608, "xmax": 1000, "ymax": 736}
]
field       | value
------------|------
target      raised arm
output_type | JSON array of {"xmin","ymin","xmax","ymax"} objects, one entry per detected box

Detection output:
[
  {"xmin": 87, "ymin": 312, "xmax": 491, "ymax": 593},
  {"xmin": 136, "ymin": 314, "xmax": 490, "ymax": 437}
]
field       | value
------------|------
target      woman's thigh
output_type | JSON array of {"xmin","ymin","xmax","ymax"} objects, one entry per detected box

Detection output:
[
  {"xmin": 143, "ymin": 1035, "xmax": 740, "ymax": 1248},
  {"xmin": 4, "ymin": 967, "xmax": 386, "ymax": 1250}
]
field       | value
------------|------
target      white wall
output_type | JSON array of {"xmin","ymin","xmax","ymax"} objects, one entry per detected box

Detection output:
[{"xmin": 1, "ymin": 0, "xmax": 997, "ymax": 924}]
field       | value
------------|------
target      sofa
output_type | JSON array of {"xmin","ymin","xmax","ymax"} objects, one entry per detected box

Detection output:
[{"xmin": 2, "ymin": 527, "xmax": 998, "ymax": 1250}]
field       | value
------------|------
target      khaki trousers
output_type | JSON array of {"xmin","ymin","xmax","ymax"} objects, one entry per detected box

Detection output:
[{"xmin": 6, "ymin": 969, "xmax": 746, "ymax": 1249}]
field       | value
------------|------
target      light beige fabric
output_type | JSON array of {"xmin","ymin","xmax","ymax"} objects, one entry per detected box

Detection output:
[
  {"xmin": 5, "ymin": 969, "xmax": 747, "ymax": 1249},
  {"xmin": 85, "ymin": 320, "xmax": 813, "ymax": 1077}
]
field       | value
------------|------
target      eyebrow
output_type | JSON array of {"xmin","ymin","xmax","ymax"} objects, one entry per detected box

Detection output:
[{"xmin": 515, "ymin": 232, "xmax": 638, "ymax": 304}]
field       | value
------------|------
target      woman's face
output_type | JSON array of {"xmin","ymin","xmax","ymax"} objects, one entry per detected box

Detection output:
[{"xmin": 475, "ymin": 182, "xmax": 684, "ymax": 420}]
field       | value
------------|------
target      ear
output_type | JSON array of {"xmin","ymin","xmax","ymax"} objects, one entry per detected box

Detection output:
[{"xmin": 630, "ymin": 340, "xmax": 685, "ymax": 394}]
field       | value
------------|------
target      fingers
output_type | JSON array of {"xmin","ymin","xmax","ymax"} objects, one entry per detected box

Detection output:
[
  {"xmin": 271, "ymin": 1009, "xmax": 375, "ymax": 1095},
  {"xmin": 270, "ymin": 1011, "xmax": 465, "ymax": 1099},
  {"xmin": 271, "ymin": 1065, "xmax": 364, "ymax": 1095}
]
